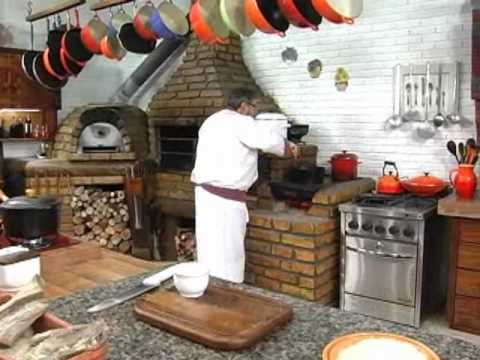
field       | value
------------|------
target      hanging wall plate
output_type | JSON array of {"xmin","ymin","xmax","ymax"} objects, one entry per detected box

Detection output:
[
  {"xmin": 335, "ymin": 67, "xmax": 350, "ymax": 91},
  {"xmin": 281, "ymin": 47, "xmax": 298, "ymax": 64},
  {"xmin": 307, "ymin": 59, "xmax": 322, "ymax": 78}
]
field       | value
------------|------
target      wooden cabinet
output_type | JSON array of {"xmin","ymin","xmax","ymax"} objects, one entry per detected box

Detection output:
[{"xmin": 448, "ymin": 219, "xmax": 480, "ymax": 334}]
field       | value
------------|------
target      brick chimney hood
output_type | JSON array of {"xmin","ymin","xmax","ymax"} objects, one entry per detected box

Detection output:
[{"xmin": 147, "ymin": 35, "xmax": 279, "ymax": 130}]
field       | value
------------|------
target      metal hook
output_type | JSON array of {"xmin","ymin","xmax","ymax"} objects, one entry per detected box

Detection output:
[{"xmin": 27, "ymin": 0, "xmax": 33, "ymax": 16}]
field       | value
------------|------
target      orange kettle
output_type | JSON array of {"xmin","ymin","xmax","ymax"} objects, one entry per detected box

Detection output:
[{"xmin": 377, "ymin": 161, "xmax": 405, "ymax": 194}]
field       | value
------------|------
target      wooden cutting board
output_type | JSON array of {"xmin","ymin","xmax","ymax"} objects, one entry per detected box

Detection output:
[{"xmin": 134, "ymin": 283, "xmax": 293, "ymax": 350}]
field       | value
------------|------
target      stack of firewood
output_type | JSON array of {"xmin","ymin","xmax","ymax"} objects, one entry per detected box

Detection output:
[
  {"xmin": 174, "ymin": 228, "xmax": 196, "ymax": 261},
  {"xmin": 70, "ymin": 186, "xmax": 132, "ymax": 253}
]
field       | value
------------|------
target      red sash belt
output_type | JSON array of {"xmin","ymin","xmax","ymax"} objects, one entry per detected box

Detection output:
[{"xmin": 198, "ymin": 184, "xmax": 247, "ymax": 203}]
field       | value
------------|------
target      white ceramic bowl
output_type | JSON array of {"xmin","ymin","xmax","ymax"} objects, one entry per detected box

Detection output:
[
  {"xmin": 0, "ymin": 246, "xmax": 40, "ymax": 291},
  {"xmin": 173, "ymin": 262, "xmax": 209, "ymax": 298}
]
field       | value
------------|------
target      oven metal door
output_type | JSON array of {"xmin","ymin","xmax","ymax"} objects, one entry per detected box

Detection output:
[{"xmin": 344, "ymin": 236, "xmax": 417, "ymax": 306}]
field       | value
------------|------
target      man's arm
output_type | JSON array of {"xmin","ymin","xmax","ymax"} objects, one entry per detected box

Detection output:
[{"xmin": 237, "ymin": 119, "xmax": 295, "ymax": 157}]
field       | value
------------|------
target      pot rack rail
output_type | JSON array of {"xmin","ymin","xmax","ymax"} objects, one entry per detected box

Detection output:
[
  {"xmin": 25, "ymin": 0, "xmax": 139, "ymax": 22},
  {"xmin": 26, "ymin": 0, "xmax": 86, "ymax": 22},
  {"xmin": 90, "ymin": 0, "xmax": 135, "ymax": 12}
]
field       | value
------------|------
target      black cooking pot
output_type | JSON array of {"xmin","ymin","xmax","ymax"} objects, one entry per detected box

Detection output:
[
  {"xmin": 0, "ymin": 196, "xmax": 61, "ymax": 241},
  {"xmin": 288, "ymin": 124, "xmax": 309, "ymax": 142}
]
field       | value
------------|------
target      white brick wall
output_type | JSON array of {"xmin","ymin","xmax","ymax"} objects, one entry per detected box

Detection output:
[{"xmin": 242, "ymin": 0, "xmax": 476, "ymax": 180}]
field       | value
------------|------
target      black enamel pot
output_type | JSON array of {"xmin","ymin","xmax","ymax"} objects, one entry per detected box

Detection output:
[{"xmin": 0, "ymin": 196, "xmax": 61, "ymax": 242}]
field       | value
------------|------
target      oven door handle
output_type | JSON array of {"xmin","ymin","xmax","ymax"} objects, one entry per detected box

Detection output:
[{"xmin": 347, "ymin": 246, "xmax": 415, "ymax": 260}]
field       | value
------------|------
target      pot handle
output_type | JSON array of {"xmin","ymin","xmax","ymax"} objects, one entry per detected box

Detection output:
[
  {"xmin": 343, "ymin": 17, "xmax": 354, "ymax": 25},
  {"xmin": 449, "ymin": 168, "xmax": 458, "ymax": 186},
  {"xmin": 383, "ymin": 161, "xmax": 399, "ymax": 177}
]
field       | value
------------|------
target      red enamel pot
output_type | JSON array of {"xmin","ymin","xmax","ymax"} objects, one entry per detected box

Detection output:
[
  {"xmin": 311, "ymin": 0, "xmax": 353, "ymax": 24},
  {"xmin": 278, "ymin": 0, "xmax": 319, "ymax": 30},
  {"xmin": 329, "ymin": 150, "xmax": 360, "ymax": 181}
]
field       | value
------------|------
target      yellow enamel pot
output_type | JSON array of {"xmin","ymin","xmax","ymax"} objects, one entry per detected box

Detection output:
[{"xmin": 219, "ymin": 0, "xmax": 255, "ymax": 37}]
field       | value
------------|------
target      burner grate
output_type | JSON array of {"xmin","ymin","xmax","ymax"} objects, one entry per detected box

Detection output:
[{"xmin": 353, "ymin": 193, "xmax": 410, "ymax": 207}]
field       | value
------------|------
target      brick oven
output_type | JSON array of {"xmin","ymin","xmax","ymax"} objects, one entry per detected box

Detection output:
[{"xmin": 24, "ymin": 105, "xmax": 149, "ymax": 254}]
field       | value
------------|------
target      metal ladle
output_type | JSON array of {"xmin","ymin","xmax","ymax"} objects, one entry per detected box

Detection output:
[
  {"xmin": 385, "ymin": 64, "xmax": 403, "ymax": 128},
  {"xmin": 417, "ymin": 62, "xmax": 436, "ymax": 139},
  {"xmin": 447, "ymin": 63, "xmax": 471, "ymax": 126},
  {"xmin": 433, "ymin": 66, "xmax": 446, "ymax": 127}
]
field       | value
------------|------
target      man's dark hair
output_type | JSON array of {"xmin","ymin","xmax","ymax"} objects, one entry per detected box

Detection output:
[{"xmin": 227, "ymin": 88, "xmax": 259, "ymax": 110}]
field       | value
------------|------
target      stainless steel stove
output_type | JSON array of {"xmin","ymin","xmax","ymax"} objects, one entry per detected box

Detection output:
[{"xmin": 339, "ymin": 193, "xmax": 449, "ymax": 327}]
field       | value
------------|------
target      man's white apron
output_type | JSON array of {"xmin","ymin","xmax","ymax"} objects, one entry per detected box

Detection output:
[{"xmin": 195, "ymin": 186, "xmax": 249, "ymax": 283}]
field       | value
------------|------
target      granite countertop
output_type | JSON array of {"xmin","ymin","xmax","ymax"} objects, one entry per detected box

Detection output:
[
  {"xmin": 438, "ymin": 191, "xmax": 480, "ymax": 219},
  {"xmin": 50, "ymin": 272, "xmax": 480, "ymax": 360}
]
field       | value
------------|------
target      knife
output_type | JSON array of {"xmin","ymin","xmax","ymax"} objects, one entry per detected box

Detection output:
[{"xmin": 87, "ymin": 264, "xmax": 180, "ymax": 313}]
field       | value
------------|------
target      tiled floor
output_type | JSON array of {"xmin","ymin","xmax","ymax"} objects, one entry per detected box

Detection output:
[{"xmin": 422, "ymin": 312, "xmax": 480, "ymax": 346}]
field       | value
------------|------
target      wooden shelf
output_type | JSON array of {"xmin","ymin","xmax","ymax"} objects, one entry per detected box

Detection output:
[
  {"xmin": 26, "ymin": 0, "xmax": 87, "ymax": 22},
  {"xmin": 90, "ymin": 0, "xmax": 134, "ymax": 11},
  {"xmin": 0, "ymin": 138, "xmax": 53, "ymax": 142}
]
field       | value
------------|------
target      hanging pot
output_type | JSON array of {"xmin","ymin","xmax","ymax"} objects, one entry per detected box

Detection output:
[
  {"xmin": 43, "ymin": 48, "xmax": 67, "ymax": 80},
  {"xmin": 245, "ymin": 0, "xmax": 289, "ymax": 36},
  {"xmin": 61, "ymin": 10, "xmax": 93, "ymax": 64},
  {"xmin": 377, "ymin": 161, "xmax": 404, "ymax": 195},
  {"xmin": 311, "ymin": 0, "xmax": 361, "ymax": 24},
  {"xmin": 150, "ymin": 1, "xmax": 190, "ymax": 40},
  {"xmin": 189, "ymin": 0, "xmax": 228, "ymax": 44},
  {"xmin": 32, "ymin": 53, "xmax": 68, "ymax": 91},
  {"xmin": 400, "ymin": 172, "xmax": 447, "ymax": 197},
  {"xmin": 118, "ymin": 22, "xmax": 157, "ymax": 54},
  {"xmin": 219, "ymin": 0, "xmax": 256, "ymax": 37},
  {"xmin": 60, "ymin": 48, "xmax": 84, "ymax": 76},
  {"xmin": 133, "ymin": 1, "xmax": 158, "ymax": 41},
  {"xmin": 0, "ymin": 196, "xmax": 60, "ymax": 242},
  {"xmin": 100, "ymin": 35, "xmax": 127, "ymax": 60},
  {"xmin": 21, "ymin": 20, "xmax": 40, "ymax": 82},
  {"xmin": 81, "ymin": 15, "xmax": 108, "ymax": 54},
  {"xmin": 278, "ymin": 0, "xmax": 322, "ymax": 30},
  {"xmin": 45, "ymin": 22, "xmax": 69, "ymax": 80},
  {"xmin": 329, "ymin": 150, "xmax": 359, "ymax": 181}
]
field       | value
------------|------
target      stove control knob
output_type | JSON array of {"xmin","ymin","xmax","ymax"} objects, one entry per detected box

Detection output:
[
  {"xmin": 348, "ymin": 220, "xmax": 359, "ymax": 230},
  {"xmin": 362, "ymin": 223, "xmax": 373, "ymax": 232},
  {"xmin": 388, "ymin": 226, "xmax": 399, "ymax": 235},
  {"xmin": 403, "ymin": 228, "xmax": 415, "ymax": 238},
  {"xmin": 374, "ymin": 225, "xmax": 386, "ymax": 234}
]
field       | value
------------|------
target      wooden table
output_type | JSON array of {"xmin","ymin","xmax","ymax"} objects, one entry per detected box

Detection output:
[
  {"xmin": 40, "ymin": 242, "xmax": 167, "ymax": 299},
  {"xmin": 438, "ymin": 192, "xmax": 480, "ymax": 335}
]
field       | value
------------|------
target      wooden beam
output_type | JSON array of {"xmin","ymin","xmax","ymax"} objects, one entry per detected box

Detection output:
[
  {"xmin": 26, "ymin": 0, "xmax": 86, "ymax": 22},
  {"xmin": 90, "ymin": 0, "xmax": 134, "ymax": 11}
]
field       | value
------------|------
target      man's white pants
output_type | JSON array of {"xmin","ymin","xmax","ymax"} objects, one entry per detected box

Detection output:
[{"xmin": 195, "ymin": 186, "xmax": 249, "ymax": 283}]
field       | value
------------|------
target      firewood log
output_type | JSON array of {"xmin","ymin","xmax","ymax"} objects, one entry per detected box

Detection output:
[
  {"xmin": 120, "ymin": 229, "xmax": 131, "ymax": 241},
  {"xmin": 99, "ymin": 238, "xmax": 108, "ymax": 247},
  {"xmin": 119, "ymin": 241, "xmax": 131, "ymax": 254},
  {"xmin": 74, "ymin": 225, "xmax": 86, "ymax": 236},
  {"xmin": 111, "ymin": 234, "xmax": 122, "ymax": 246}
]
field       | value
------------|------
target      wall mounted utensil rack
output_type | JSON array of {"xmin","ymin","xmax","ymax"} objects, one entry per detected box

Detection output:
[
  {"xmin": 397, "ymin": 62, "xmax": 459, "ymax": 122},
  {"xmin": 386, "ymin": 62, "xmax": 464, "ymax": 134},
  {"xmin": 25, "ymin": 0, "xmax": 86, "ymax": 22}
]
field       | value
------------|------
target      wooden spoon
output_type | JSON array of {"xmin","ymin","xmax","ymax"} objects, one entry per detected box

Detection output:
[{"xmin": 446, "ymin": 140, "xmax": 459, "ymax": 164}]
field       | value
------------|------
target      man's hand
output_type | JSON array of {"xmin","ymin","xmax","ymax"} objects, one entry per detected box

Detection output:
[{"xmin": 287, "ymin": 141, "xmax": 300, "ymax": 159}]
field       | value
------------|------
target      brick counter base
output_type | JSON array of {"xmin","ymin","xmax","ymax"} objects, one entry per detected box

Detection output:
[{"xmin": 245, "ymin": 209, "xmax": 339, "ymax": 304}]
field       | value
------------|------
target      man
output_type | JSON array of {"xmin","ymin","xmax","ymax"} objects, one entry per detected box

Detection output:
[{"xmin": 191, "ymin": 88, "xmax": 298, "ymax": 283}]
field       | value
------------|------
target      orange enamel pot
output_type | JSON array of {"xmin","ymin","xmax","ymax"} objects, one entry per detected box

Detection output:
[
  {"xmin": 189, "ymin": 0, "xmax": 226, "ymax": 44},
  {"xmin": 244, "ymin": 0, "xmax": 288, "ymax": 36}
]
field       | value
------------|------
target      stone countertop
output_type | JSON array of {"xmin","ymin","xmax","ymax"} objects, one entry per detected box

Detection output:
[
  {"xmin": 438, "ymin": 191, "xmax": 480, "ymax": 219},
  {"xmin": 49, "ymin": 272, "xmax": 480, "ymax": 360}
]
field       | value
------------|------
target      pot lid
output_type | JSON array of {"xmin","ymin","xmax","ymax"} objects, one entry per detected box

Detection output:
[
  {"xmin": 404, "ymin": 172, "xmax": 445, "ymax": 187},
  {"xmin": 0, "ymin": 196, "xmax": 60, "ymax": 210},
  {"xmin": 332, "ymin": 150, "xmax": 358, "ymax": 161}
]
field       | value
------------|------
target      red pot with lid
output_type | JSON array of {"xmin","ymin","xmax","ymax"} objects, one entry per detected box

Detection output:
[
  {"xmin": 330, "ymin": 150, "xmax": 360, "ymax": 181},
  {"xmin": 377, "ymin": 161, "xmax": 404, "ymax": 194},
  {"xmin": 400, "ymin": 172, "xmax": 447, "ymax": 197}
]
